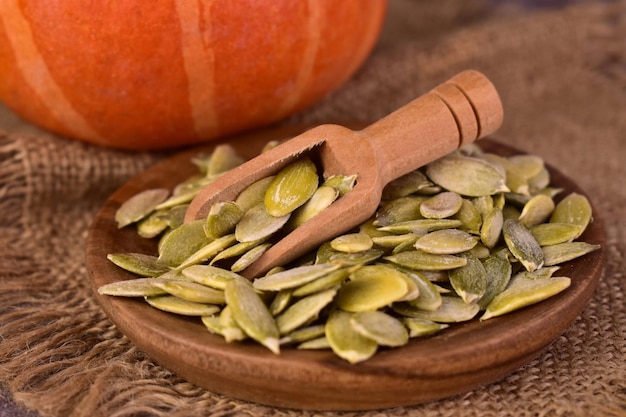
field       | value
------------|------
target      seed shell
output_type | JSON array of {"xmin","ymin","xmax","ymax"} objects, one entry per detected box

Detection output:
[
  {"xmin": 225, "ymin": 278, "xmax": 280, "ymax": 354},
  {"xmin": 325, "ymin": 310, "xmax": 378, "ymax": 364}
]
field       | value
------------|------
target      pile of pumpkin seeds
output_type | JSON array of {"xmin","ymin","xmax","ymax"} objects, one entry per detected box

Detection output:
[{"xmin": 100, "ymin": 141, "xmax": 600, "ymax": 363}]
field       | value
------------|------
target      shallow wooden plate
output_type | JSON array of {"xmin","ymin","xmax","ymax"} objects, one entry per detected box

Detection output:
[{"xmin": 86, "ymin": 125, "xmax": 605, "ymax": 411}]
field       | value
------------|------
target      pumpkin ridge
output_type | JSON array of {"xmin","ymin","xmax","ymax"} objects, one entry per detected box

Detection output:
[
  {"xmin": 0, "ymin": 0, "xmax": 104, "ymax": 144},
  {"xmin": 174, "ymin": 0, "xmax": 219, "ymax": 140}
]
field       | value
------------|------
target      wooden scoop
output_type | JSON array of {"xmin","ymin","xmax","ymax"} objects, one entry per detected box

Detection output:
[{"xmin": 185, "ymin": 70, "xmax": 503, "ymax": 278}]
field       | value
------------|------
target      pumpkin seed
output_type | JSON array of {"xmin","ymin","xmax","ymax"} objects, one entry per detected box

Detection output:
[
  {"xmin": 323, "ymin": 174, "xmax": 357, "ymax": 197},
  {"xmin": 426, "ymin": 154, "xmax": 509, "ymax": 197},
  {"xmin": 253, "ymin": 263, "xmax": 340, "ymax": 292},
  {"xmin": 453, "ymin": 199, "xmax": 483, "ymax": 234},
  {"xmin": 204, "ymin": 201, "xmax": 244, "ymax": 239},
  {"xmin": 414, "ymin": 229, "xmax": 478, "ymax": 255},
  {"xmin": 449, "ymin": 255, "xmax": 487, "ymax": 304},
  {"xmin": 181, "ymin": 264, "xmax": 243, "ymax": 290},
  {"xmin": 315, "ymin": 243, "xmax": 383, "ymax": 266},
  {"xmin": 106, "ymin": 253, "xmax": 171, "ymax": 277},
  {"xmin": 209, "ymin": 238, "xmax": 267, "ymax": 266},
  {"xmin": 264, "ymin": 158, "xmax": 319, "ymax": 217},
  {"xmin": 530, "ymin": 223, "xmax": 582, "ymax": 246},
  {"xmin": 550, "ymin": 193, "xmax": 593, "ymax": 238},
  {"xmin": 205, "ymin": 144, "xmax": 245, "ymax": 176},
  {"xmin": 326, "ymin": 309, "xmax": 378, "ymax": 364},
  {"xmin": 280, "ymin": 324, "xmax": 326, "ymax": 345},
  {"xmin": 334, "ymin": 265, "xmax": 409, "ymax": 312},
  {"xmin": 298, "ymin": 336, "xmax": 331, "ymax": 350},
  {"xmin": 158, "ymin": 219, "xmax": 211, "ymax": 267},
  {"xmin": 420, "ymin": 191, "xmax": 463, "ymax": 219},
  {"xmin": 98, "ymin": 277, "xmax": 169, "ymax": 297},
  {"xmin": 404, "ymin": 270, "xmax": 443, "ymax": 311},
  {"xmin": 373, "ymin": 196, "xmax": 426, "ymax": 227},
  {"xmin": 287, "ymin": 186, "xmax": 338, "ymax": 229},
  {"xmin": 330, "ymin": 233, "xmax": 373, "ymax": 253},
  {"xmin": 502, "ymin": 219, "xmax": 544, "ymax": 272},
  {"xmin": 137, "ymin": 209, "xmax": 170, "ymax": 238},
  {"xmin": 145, "ymin": 295, "xmax": 220, "ymax": 316},
  {"xmin": 235, "ymin": 203, "xmax": 290, "ymax": 242},
  {"xmin": 269, "ymin": 289, "xmax": 293, "ymax": 316},
  {"xmin": 528, "ymin": 168, "xmax": 551, "ymax": 194},
  {"xmin": 382, "ymin": 170, "xmax": 433, "ymax": 199},
  {"xmin": 403, "ymin": 318, "xmax": 449, "ymax": 337},
  {"xmin": 519, "ymin": 194, "xmax": 555, "ymax": 228},
  {"xmin": 372, "ymin": 233, "xmax": 419, "ymax": 249},
  {"xmin": 542, "ymin": 242, "xmax": 601, "ymax": 266},
  {"xmin": 176, "ymin": 233, "xmax": 237, "ymax": 270},
  {"xmin": 508, "ymin": 154, "xmax": 545, "ymax": 180},
  {"xmin": 219, "ymin": 305, "xmax": 248, "ymax": 342},
  {"xmin": 153, "ymin": 280, "xmax": 226, "ymax": 304},
  {"xmin": 224, "ymin": 278, "xmax": 280, "ymax": 354},
  {"xmin": 200, "ymin": 314, "xmax": 223, "ymax": 335},
  {"xmin": 230, "ymin": 242, "xmax": 272, "ymax": 272},
  {"xmin": 234, "ymin": 176, "xmax": 274, "ymax": 213},
  {"xmin": 477, "ymin": 249, "xmax": 512, "ymax": 309},
  {"xmin": 291, "ymin": 267, "xmax": 352, "ymax": 297},
  {"xmin": 513, "ymin": 266, "xmax": 561, "ymax": 281},
  {"xmin": 482, "ymin": 153, "xmax": 529, "ymax": 195},
  {"xmin": 481, "ymin": 276, "xmax": 571, "ymax": 320},
  {"xmin": 480, "ymin": 207, "xmax": 503, "ymax": 248},
  {"xmin": 385, "ymin": 250, "xmax": 468, "ymax": 271},
  {"xmin": 115, "ymin": 188, "xmax": 170, "ymax": 228},
  {"xmin": 350, "ymin": 311, "xmax": 409, "ymax": 347},
  {"xmin": 276, "ymin": 288, "xmax": 337, "ymax": 334},
  {"xmin": 394, "ymin": 296, "xmax": 480, "ymax": 323},
  {"xmin": 377, "ymin": 219, "xmax": 463, "ymax": 234}
]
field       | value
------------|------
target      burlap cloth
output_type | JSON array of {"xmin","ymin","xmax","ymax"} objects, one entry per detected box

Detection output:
[{"xmin": 1, "ymin": 1, "xmax": 625, "ymax": 416}]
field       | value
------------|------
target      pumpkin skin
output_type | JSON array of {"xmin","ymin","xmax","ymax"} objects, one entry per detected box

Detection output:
[{"xmin": 0, "ymin": 0, "xmax": 387, "ymax": 150}]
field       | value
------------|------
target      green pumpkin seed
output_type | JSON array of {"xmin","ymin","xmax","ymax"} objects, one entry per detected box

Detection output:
[
  {"xmin": 334, "ymin": 265, "xmax": 409, "ymax": 312},
  {"xmin": 530, "ymin": 223, "xmax": 582, "ymax": 246},
  {"xmin": 326, "ymin": 309, "xmax": 378, "ymax": 364},
  {"xmin": 145, "ymin": 295, "xmax": 221, "ymax": 316},
  {"xmin": 513, "ymin": 266, "xmax": 561, "ymax": 281},
  {"xmin": 372, "ymin": 234, "xmax": 419, "ymax": 249},
  {"xmin": 472, "ymin": 195, "xmax": 494, "ymax": 216},
  {"xmin": 393, "ymin": 296, "xmax": 480, "ymax": 323},
  {"xmin": 287, "ymin": 185, "xmax": 338, "ymax": 229},
  {"xmin": 107, "ymin": 253, "xmax": 171, "ymax": 277},
  {"xmin": 204, "ymin": 201, "xmax": 244, "ymax": 239},
  {"xmin": 550, "ymin": 193, "xmax": 593, "ymax": 238},
  {"xmin": 153, "ymin": 280, "xmax": 226, "ymax": 304},
  {"xmin": 508, "ymin": 154, "xmax": 545, "ymax": 180},
  {"xmin": 181, "ymin": 265, "xmax": 244, "ymax": 290},
  {"xmin": 420, "ymin": 191, "xmax": 463, "ymax": 219},
  {"xmin": 323, "ymin": 174, "xmax": 357, "ymax": 197},
  {"xmin": 519, "ymin": 194, "xmax": 555, "ymax": 228},
  {"xmin": 453, "ymin": 199, "xmax": 483, "ymax": 234},
  {"xmin": 315, "ymin": 242, "xmax": 383, "ymax": 266},
  {"xmin": 414, "ymin": 229, "xmax": 478, "ymax": 255},
  {"xmin": 269, "ymin": 289, "xmax": 293, "ymax": 316},
  {"xmin": 426, "ymin": 154, "xmax": 509, "ymax": 197},
  {"xmin": 292, "ymin": 267, "xmax": 352, "ymax": 297},
  {"xmin": 253, "ymin": 263, "xmax": 340, "ymax": 292},
  {"xmin": 482, "ymin": 153, "xmax": 529, "ymax": 196},
  {"xmin": 385, "ymin": 250, "xmax": 468, "ymax": 271},
  {"xmin": 234, "ymin": 176, "xmax": 275, "ymax": 213},
  {"xmin": 528, "ymin": 168, "xmax": 551, "ymax": 194},
  {"xmin": 542, "ymin": 242, "xmax": 601, "ymax": 266},
  {"xmin": 374, "ymin": 196, "xmax": 426, "ymax": 226},
  {"xmin": 235, "ymin": 203, "xmax": 290, "ymax": 242},
  {"xmin": 224, "ymin": 278, "xmax": 280, "ymax": 354},
  {"xmin": 176, "ymin": 233, "xmax": 237, "ymax": 270},
  {"xmin": 280, "ymin": 324, "xmax": 326, "ymax": 345},
  {"xmin": 137, "ymin": 209, "xmax": 170, "ymax": 238},
  {"xmin": 298, "ymin": 336, "xmax": 331, "ymax": 350},
  {"xmin": 502, "ymin": 219, "xmax": 544, "ymax": 272},
  {"xmin": 377, "ymin": 219, "xmax": 463, "ymax": 234},
  {"xmin": 219, "ymin": 305, "xmax": 248, "ymax": 342},
  {"xmin": 404, "ymin": 270, "xmax": 443, "ymax": 311},
  {"xmin": 480, "ymin": 207, "xmax": 503, "ymax": 248},
  {"xmin": 481, "ymin": 276, "xmax": 571, "ymax": 320},
  {"xmin": 209, "ymin": 238, "xmax": 267, "ymax": 266},
  {"xmin": 200, "ymin": 314, "xmax": 223, "ymax": 335},
  {"xmin": 264, "ymin": 158, "xmax": 319, "ymax": 217},
  {"xmin": 276, "ymin": 288, "xmax": 337, "ymax": 334},
  {"xmin": 98, "ymin": 277, "xmax": 169, "ymax": 297},
  {"xmin": 330, "ymin": 233, "xmax": 374, "ymax": 253},
  {"xmin": 477, "ymin": 249, "xmax": 512, "ymax": 309},
  {"xmin": 158, "ymin": 219, "xmax": 211, "ymax": 267},
  {"xmin": 115, "ymin": 188, "xmax": 170, "ymax": 228},
  {"xmin": 403, "ymin": 318, "xmax": 449, "ymax": 337},
  {"xmin": 230, "ymin": 242, "xmax": 272, "ymax": 272},
  {"xmin": 449, "ymin": 255, "xmax": 487, "ymax": 304},
  {"xmin": 205, "ymin": 144, "xmax": 245, "ymax": 176},
  {"xmin": 382, "ymin": 170, "xmax": 433, "ymax": 199},
  {"xmin": 350, "ymin": 311, "xmax": 408, "ymax": 347}
]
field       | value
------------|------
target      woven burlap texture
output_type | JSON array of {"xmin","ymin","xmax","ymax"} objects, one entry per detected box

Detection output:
[{"xmin": 0, "ymin": 1, "xmax": 624, "ymax": 416}]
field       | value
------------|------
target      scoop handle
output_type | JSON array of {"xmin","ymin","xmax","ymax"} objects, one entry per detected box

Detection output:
[{"xmin": 360, "ymin": 70, "xmax": 503, "ymax": 184}]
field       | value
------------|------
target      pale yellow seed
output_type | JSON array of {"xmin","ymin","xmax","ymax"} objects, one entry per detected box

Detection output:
[
  {"xmin": 330, "ymin": 233, "xmax": 374, "ymax": 253},
  {"xmin": 276, "ymin": 288, "xmax": 337, "ymax": 335},
  {"xmin": 419, "ymin": 191, "xmax": 463, "ymax": 219},
  {"xmin": 519, "ymin": 194, "xmax": 555, "ymax": 228},
  {"xmin": 502, "ymin": 219, "xmax": 544, "ymax": 272},
  {"xmin": 264, "ymin": 158, "xmax": 319, "ymax": 217},
  {"xmin": 115, "ymin": 188, "xmax": 170, "ymax": 228},
  {"xmin": 414, "ymin": 229, "xmax": 478, "ymax": 255},
  {"xmin": 325, "ymin": 309, "xmax": 378, "ymax": 364},
  {"xmin": 350, "ymin": 311, "xmax": 408, "ymax": 347},
  {"xmin": 393, "ymin": 296, "xmax": 480, "ymax": 323},
  {"xmin": 145, "ymin": 295, "xmax": 221, "ymax": 316},
  {"xmin": 426, "ymin": 154, "xmax": 509, "ymax": 197},
  {"xmin": 335, "ymin": 265, "xmax": 409, "ymax": 312},
  {"xmin": 235, "ymin": 203, "xmax": 290, "ymax": 242}
]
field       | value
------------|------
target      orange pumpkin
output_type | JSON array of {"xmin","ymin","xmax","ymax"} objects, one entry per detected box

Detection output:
[{"xmin": 0, "ymin": 1, "xmax": 387, "ymax": 150}]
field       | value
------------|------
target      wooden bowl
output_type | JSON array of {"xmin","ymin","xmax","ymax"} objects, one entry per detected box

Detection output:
[{"xmin": 86, "ymin": 125, "xmax": 606, "ymax": 411}]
